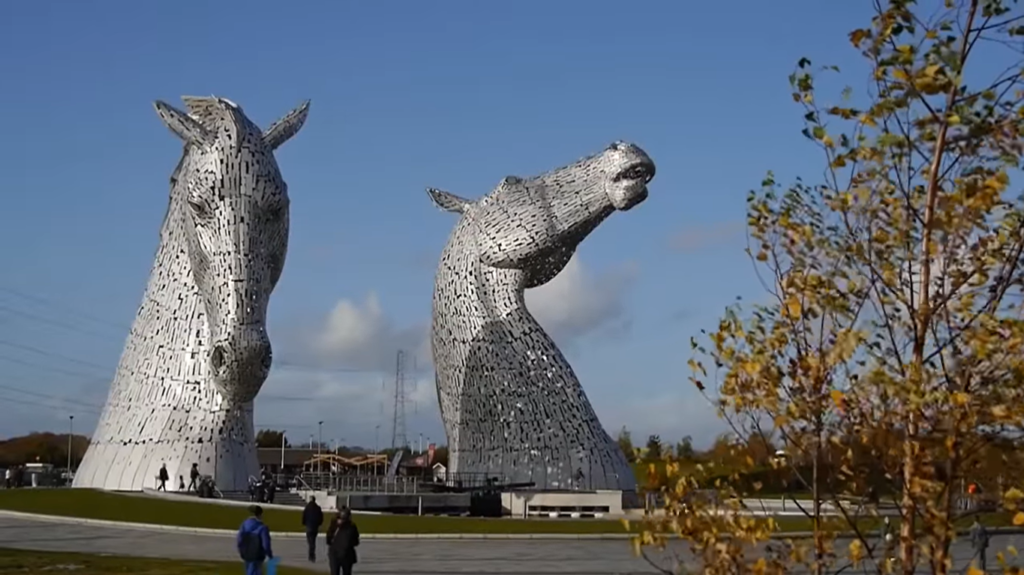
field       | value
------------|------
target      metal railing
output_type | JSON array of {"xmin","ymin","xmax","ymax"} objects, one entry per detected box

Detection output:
[{"xmin": 294, "ymin": 471, "xmax": 513, "ymax": 493}]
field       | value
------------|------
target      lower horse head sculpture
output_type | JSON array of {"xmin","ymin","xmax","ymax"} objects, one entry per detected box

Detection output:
[
  {"xmin": 74, "ymin": 96, "xmax": 309, "ymax": 491},
  {"xmin": 428, "ymin": 141, "xmax": 655, "ymax": 492}
]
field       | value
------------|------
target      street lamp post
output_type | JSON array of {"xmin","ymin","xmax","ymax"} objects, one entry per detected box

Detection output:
[
  {"xmin": 67, "ymin": 415, "xmax": 74, "ymax": 483},
  {"xmin": 418, "ymin": 432, "xmax": 423, "ymax": 454},
  {"xmin": 317, "ymin": 421, "xmax": 324, "ymax": 476},
  {"xmin": 280, "ymin": 430, "xmax": 286, "ymax": 476}
]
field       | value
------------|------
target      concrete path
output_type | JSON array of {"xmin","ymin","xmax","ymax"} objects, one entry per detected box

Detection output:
[{"xmin": 2, "ymin": 514, "xmax": 1024, "ymax": 574}]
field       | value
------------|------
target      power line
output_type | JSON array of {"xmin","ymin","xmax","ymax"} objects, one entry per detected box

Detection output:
[
  {"xmin": 0, "ymin": 383, "xmax": 103, "ymax": 410},
  {"xmin": 0, "ymin": 353, "xmax": 107, "ymax": 379},
  {"xmin": 0, "ymin": 339, "xmax": 110, "ymax": 373},
  {"xmin": 0, "ymin": 393, "xmax": 102, "ymax": 416},
  {"xmin": 0, "ymin": 304, "xmax": 122, "ymax": 341},
  {"xmin": 0, "ymin": 285, "xmax": 128, "ymax": 332},
  {"xmin": 273, "ymin": 361, "xmax": 376, "ymax": 373}
]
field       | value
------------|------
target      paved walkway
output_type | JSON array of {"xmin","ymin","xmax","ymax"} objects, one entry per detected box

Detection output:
[
  {"xmin": 2, "ymin": 514, "xmax": 1024, "ymax": 574},
  {"xmin": 0, "ymin": 515, "xmax": 665, "ymax": 574}
]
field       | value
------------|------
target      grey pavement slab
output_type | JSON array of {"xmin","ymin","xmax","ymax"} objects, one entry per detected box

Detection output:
[{"xmin": 1, "ymin": 515, "xmax": 1024, "ymax": 574}]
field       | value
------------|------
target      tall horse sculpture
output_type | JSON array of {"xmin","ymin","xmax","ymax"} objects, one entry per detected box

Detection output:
[
  {"xmin": 428, "ymin": 141, "xmax": 655, "ymax": 493},
  {"xmin": 74, "ymin": 96, "xmax": 310, "ymax": 491}
]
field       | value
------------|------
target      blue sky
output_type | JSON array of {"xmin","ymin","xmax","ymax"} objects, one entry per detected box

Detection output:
[{"xmin": 0, "ymin": 0, "xmax": 879, "ymax": 449}]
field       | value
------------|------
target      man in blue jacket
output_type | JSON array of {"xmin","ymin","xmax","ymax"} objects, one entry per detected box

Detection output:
[{"xmin": 237, "ymin": 505, "xmax": 273, "ymax": 575}]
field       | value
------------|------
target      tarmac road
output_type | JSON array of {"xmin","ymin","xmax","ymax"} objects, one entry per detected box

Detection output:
[{"xmin": 1, "ymin": 515, "xmax": 1023, "ymax": 574}]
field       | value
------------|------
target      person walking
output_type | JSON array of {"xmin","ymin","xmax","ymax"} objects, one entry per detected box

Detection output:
[
  {"xmin": 971, "ymin": 519, "xmax": 990, "ymax": 572},
  {"xmin": 187, "ymin": 463, "xmax": 200, "ymax": 492},
  {"xmin": 237, "ymin": 505, "xmax": 274, "ymax": 575},
  {"xmin": 326, "ymin": 507, "xmax": 360, "ymax": 575},
  {"xmin": 301, "ymin": 496, "xmax": 325, "ymax": 562},
  {"xmin": 157, "ymin": 464, "xmax": 169, "ymax": 491}
]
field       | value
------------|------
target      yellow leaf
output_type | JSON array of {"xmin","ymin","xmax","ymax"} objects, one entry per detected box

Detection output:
[
  {"xmin": 831, "ymin": 389, "xmax": 846, "ymax": 410},
  {"xmin": 967, "ymin": 566, "xmax": 984, "ymax": 575},
  {"xmin": 992, "ymin": 405, "xmax": 1010, "ymax": 419},
  {"xmin": 952, "ymin": 392, "xmax": 969, "ymax": 406},
  {"xmin": 947, "ymin": 114, "xmax": 961, "ymax": 125},
  {"xmin": 822, "ymin": 134, "xmax": 834, "ymax": 148},
  {"xmin": 1013, "ymin": 511, "xmax": 1024, "ymax": 526},
  {"xmin": 848, "ymin": 539, "xmax": 865, "ymax": 564},
  {"xmin": 785, "ymin": 297, "xmax": 802, "ymax": 318}
]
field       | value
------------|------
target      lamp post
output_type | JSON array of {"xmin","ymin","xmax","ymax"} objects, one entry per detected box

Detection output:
[
  {"xmin": 280, "ymin": 430, "xmax": 286, "ymax": 476},
  {"xmin": 317, "ymin": 421, "xmax": 324, "ymax": 476},
  {"xmin": 418, "ymin": 432, "xmax": 423, "ymax": 454},
  {"xmin": 67, "ymin": 415, "xmax": 74, "ymax": 483}
]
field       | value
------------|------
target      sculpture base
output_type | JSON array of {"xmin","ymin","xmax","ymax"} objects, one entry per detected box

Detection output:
[
  {"xmin": 74, "ymin": 404, "xmax": 257, "ymax": 492},
  {"xmin": 448, "ymin": 443, "xmax": 637, "ymax": 492}
]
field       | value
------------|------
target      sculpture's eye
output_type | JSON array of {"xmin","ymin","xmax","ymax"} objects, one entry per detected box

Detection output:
[{"xmin": 188, "ymin": 198, "xmax": 210, "ymax": 219}]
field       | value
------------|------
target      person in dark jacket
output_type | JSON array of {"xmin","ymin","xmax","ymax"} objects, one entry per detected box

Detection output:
[
  {"xmin": 237, "ymin": 505, "xmax": 273, "ymax": 575},
  {"xmin": 187, "ymin": 463, "xmax": 200, "ymax": 492},
  {"xmin": 157, "ymin": 463, "xmax": 169, "ymax": 491},
  {"xmin": 302, "ymin": 496, "xmax": 325, "ymax": 562},
  {"xmin": 326, "ymin": 507, "xmax": 360, "ymax": 575}
]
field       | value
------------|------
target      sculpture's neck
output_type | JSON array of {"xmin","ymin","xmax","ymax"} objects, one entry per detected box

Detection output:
[{"xmin": 128, "ymin": 195, "xmax": 205, "ymax": 358}]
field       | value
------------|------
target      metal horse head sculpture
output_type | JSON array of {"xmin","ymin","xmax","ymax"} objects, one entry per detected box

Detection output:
[
  {"xmin": 426, "ymin": 141, "xmax": 655, "ymax": 491},
  {"xmin": 155, "ymin": 96, "xmax": 309, "ymax": 405},
  {"xmin": 427, "ymin": 141, "xmax": 655, "ymax": 284}
]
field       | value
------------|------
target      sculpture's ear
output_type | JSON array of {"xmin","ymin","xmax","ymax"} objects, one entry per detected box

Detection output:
[
  {"xmin": 154, "ymin": 100, "xmax": 212, "ymax": 146},
  {"xmin": 426, "ymin": 188, "xmax": 472, "ymax": 214},
  {"xmin": 263, "ymin": 100, "xmax": 311, "ymax": 151}
]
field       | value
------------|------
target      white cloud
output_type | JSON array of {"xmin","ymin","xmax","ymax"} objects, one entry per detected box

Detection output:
[
  {"xmin": 526, "ymin": 255, "xmax": 636, "ymax": 344},
  {"xmin": 308, "ymin": 254, "xmax": 636, "ymax": 372},
  {"xmin": 309, "ymin": 293, "xmax": 430, "ymax": 373}
]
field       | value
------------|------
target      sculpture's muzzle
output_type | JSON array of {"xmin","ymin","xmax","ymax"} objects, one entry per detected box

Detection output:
[{"xmin": 209, "ymin": 328, "xmax": 272, "ymax": 404}]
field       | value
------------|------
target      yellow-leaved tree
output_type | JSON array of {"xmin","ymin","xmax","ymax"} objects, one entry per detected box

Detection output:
[{"xmin": 632, "ymin": 1, "xmax": 1024, "ymax": 574}]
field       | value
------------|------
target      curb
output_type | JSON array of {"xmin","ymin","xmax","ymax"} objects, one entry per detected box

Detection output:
[
  {"xmin": 2, "ymin": 509, "xmax": 1019, "ymax": 542},
  {"xmin": 0, "ymin": 510, "xmax": 631, "ymax": 540}
]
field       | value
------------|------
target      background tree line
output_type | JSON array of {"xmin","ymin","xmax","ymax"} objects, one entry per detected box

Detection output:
[{"xmin": 0, "ymin": 433, "xmax": 90, "ymax": 468}]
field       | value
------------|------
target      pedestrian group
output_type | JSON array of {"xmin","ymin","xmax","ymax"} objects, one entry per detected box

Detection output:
[{"xmin": 237, "ymin": 497, "xmax": 360, "ymax": 575}]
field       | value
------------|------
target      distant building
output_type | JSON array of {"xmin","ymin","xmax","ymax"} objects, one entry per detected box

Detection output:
[
  {"xmin": 432, "ymin": 462, "xmax": 447, "ymax": 483},
  {"xmin": 256, "ymin": 448, "xmax": 319, "ymax": 475}
]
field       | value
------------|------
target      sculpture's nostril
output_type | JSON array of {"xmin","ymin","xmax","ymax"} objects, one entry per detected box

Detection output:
[{"xmin": 210, "ymin": 345, "xmax": 226, "ymax": 371}]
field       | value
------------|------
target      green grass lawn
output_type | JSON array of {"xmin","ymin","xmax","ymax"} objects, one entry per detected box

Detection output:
[
  {"xmin": 0, "ymin": 547, "xmax": 319, "ymax": 575},
  {"xmin": 0, "ymin": 489, "xmax": 628, "ymax": 534},
  {"xmin": 0, "ymin": 489, "xmax": 1012, "ymax": 536}
]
